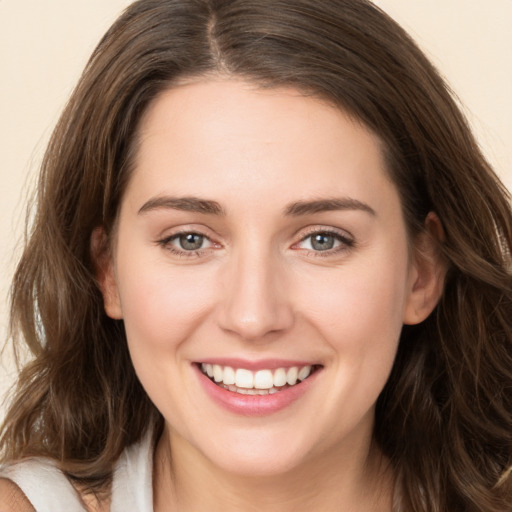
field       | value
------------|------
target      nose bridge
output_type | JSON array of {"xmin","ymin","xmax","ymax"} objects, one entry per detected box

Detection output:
[{"xmin": 217, "ymin": 239, "xmax": 293, "ymax": 340}]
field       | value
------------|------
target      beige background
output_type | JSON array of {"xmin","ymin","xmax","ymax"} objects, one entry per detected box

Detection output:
[{"xmin": 1, "ymin": 1, "xmax": 511, "ymax": 417}]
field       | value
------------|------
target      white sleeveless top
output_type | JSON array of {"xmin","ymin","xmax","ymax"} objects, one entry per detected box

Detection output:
[
  {"xmin": 0, "ymin": 433, "xmax": 154, "ymax": 512},
  {"xmin": 1, "ymin": 435, "xmax": 406, "ymax": 511}
]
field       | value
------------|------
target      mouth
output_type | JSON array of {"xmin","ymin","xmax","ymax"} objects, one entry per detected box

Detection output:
[{"xmin": 199, "ymin": 363, "xmax": 321, "ymax": 396}]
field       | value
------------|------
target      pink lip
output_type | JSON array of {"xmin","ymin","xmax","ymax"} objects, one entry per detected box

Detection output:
[
  {"xmin": 194, "ymin": 364, "xmax": 320, "ymax": 417},
  {"xmin": 196, "ymin": 357, "xmax": 317, "ymax": 371}
]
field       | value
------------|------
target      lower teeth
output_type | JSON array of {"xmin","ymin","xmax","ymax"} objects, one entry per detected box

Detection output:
[{"xmin": 219, "ymin": 383, "xmax": 284, "ymax": 395}]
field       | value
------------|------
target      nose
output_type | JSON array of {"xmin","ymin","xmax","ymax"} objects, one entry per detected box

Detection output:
[{"xmin": 216, "ymin": 248, "xmax": 294, "ymax": 341}]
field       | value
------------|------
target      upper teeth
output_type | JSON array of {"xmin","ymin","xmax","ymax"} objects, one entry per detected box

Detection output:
[{"xmin": 201, "ymin": 364, "xmax": 313, "ymax": 389}]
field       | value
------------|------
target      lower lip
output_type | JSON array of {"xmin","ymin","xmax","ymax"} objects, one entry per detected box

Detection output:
[{"xmin": 194, "ymin": 365, "xmax": 320, "ymax": 416}]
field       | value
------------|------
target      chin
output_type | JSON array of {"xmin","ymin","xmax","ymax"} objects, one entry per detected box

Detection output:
[
  {"xmin": 210, "ymin": 450, "xmax": 306, "ymax": 478},
  {"xmin": 191, "ymin": 428, "xmax": 317, "ymax": 478}
]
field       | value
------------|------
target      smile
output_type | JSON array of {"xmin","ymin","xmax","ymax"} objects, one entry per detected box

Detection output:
[{"xmin": 200, "ymin": 363, "xmax": 317, "ymax": 396}]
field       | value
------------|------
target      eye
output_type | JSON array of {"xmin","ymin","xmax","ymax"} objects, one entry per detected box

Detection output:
[
  {"xmin": 175, "ymin": 233, "xmax": 208, "ymax": 251},
  {"xmin": 158, "ymin": 231, "xmax": 214, "ymax": 254},
  {"xmin": 306, "ymin": 233, "xmax": 338, "ymax": 251},
  {"xmin": 295, "ymin": 230, "xmax": 354, "ymax": 254}
]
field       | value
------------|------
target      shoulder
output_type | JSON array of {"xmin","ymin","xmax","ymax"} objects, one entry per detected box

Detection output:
[
  {"xmin": 0, "ymin": 476, "xmax": 110, "ymax": 512},
  {"xmin": 0, "ymin": 457, "xmax": 91, "ymax": 511},
  {"xmin": 0, "ymin": 477, "xmax": 36, "ymax": 511}
]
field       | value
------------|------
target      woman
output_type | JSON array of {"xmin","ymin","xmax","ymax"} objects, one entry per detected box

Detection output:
[{"xmin": 1, "ymin": 0, "xmax": 511, "ymax": 510}]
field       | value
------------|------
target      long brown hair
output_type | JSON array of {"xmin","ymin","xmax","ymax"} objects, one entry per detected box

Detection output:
[{"xmin": 2, "ymin": 1, "xmax": 511, "ymax": 509}]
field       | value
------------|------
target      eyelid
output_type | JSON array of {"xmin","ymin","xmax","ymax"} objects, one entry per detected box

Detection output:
[
  {"xmin": 292, "ymin": 226, "xmax": 355, "ymax": 255},
  {"xmin": 155, "ymin": 224, "xmax": 355, "ymax": 259},
  {"xmin": 295, "ymin": 225, "xmax": 354, "ymax": 242},
  {"xmin": 156, "ymin": 226, "xmax": 221, "ymax": 258},
  {"xmin": 169, "ymin": 232, "xmax": 213, "ymax": 248}
]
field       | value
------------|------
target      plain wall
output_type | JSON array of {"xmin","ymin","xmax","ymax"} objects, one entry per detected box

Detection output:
[{"xmin": 1, "ymin": 0, "xmax": 511, "ymax": 417}]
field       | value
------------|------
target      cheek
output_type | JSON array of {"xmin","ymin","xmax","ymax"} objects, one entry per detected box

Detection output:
[
  {"xmin": 113, "ymin": 256, "xmax": 221, "ymax": 423},
  {"xmin": 297, "ymin": 257, "xmax": 410, "ymax": 342},
  {"xmin": 295, "ymin": 248, "xmax": 410, "ymax": 398},
  {"xmin": 296, "ymin": 257, "xmax": 409, "ymax": 427},
  {"xmin": 114, "ymin": 253, "xmax": 219, "ymax": 355}
]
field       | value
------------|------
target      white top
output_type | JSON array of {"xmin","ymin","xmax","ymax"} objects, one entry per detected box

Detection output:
[
  {"xmin": 0, "ymin": 433, "xmax": 154, "ymax": 512},
  {"xmin": 1, "ymin": 434, "xmax": 405, "ymax": 511}
]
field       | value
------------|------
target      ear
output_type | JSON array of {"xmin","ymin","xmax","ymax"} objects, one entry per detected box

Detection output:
[
  {"xmin": 403, "ymin": 212, "xmax": 447, "ymax": 325},
  {"xmin": 90, "ymin": 227, "xmax": 123, "ymax": 320}
]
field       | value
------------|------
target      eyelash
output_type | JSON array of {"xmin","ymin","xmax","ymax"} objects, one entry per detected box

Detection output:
[
  {"xmin": 293, "ymin": 228, "xmax": 355, "ymax": 257},
  {"xmin": 157, "ymin": 230, "xmax": 215, "ymax": 258},
  {"xmin": 157, "ymin": 228, "xmax": 355, "ymax": 258}
]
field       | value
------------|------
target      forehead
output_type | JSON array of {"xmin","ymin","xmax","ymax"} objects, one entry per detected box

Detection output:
[{"xmin": 124, "ymin": 79, "xmax": 398, "ymax": 216}]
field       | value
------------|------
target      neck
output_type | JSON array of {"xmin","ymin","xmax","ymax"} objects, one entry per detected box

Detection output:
[{"xmin": 153, "ymin": 427, "xmax": 394, "ymax": 512}]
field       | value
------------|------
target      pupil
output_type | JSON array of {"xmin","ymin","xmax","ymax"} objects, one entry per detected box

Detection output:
[
  {"xmin": 312, "ymin": 233, "xmax": 334, "ymax": 251},
  {"xmin": 180, "ymin": 233, "xmax": 203, "ymax": 250}
]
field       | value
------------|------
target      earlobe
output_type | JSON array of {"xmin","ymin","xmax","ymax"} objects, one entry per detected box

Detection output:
[
  {"xmin": 90, "ymin": 227, "xmax": 123, "ymax": 320},
  {"xmin": 403, "ymin": 212, "xmax": 447, "ymax": 325}
]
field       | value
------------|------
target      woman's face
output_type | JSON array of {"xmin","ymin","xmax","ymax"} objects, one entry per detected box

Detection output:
[{"xmin": 99, "ymin": 79, "xmax": 439, "ymax": 476}]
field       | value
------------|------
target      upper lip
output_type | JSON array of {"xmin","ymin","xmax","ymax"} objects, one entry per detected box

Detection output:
[{"xmin": 195, "ymin": 358, "xmax": 321, "ymax": 371}]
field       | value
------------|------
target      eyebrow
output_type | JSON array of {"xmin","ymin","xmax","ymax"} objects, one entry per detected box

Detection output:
[
  {"xmin": 138, "ymin": 196, "xmax": 225, "ymax": 216},
  {"xmin": 137, "ymin": 195, "xmax": 376, "ymax": 217},
  {"xmin": 284, "ymin": 198, "xmax": 376, "ymax": 216}
]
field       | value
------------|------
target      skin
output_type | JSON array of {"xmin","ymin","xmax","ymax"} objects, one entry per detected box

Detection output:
[{"xmin": 97, "ymin": 79, "xmax": 445, "ymax": 511}]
